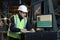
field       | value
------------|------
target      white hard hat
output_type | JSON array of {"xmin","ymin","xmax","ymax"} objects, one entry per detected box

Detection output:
[{"xmin": 18, "ymin": 5, "xmax": 28, "ymax": 12}]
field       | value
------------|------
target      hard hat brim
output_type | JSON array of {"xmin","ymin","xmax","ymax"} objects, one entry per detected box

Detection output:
[{"xmin": 18, "ymin": 9, "xmax": 28, "ymax": 13}]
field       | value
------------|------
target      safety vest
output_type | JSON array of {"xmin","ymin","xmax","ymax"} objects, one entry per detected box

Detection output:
[{"xmin": 7, "ymin": 14, "xmax": 27, "ymax": 39}]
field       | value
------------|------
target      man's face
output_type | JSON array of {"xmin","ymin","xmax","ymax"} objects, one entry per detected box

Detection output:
[{"xmin": 19, "ymin": 11, "xmax": 27, "ymax": 18}]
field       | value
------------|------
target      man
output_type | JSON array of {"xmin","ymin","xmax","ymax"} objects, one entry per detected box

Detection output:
[{"xmin": 7, "ymin": 5, "xmax": 35, "ymax": 40}]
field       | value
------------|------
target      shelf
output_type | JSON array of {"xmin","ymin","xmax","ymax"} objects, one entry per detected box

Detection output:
[{"xmin": 9, "ymin": 6, "xmax": 18, "ymax": 13}]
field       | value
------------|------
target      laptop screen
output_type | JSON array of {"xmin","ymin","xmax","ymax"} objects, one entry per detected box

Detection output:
[{"xmin": 37, "ymin": 14, "xmax": 52, "ymax": 28}]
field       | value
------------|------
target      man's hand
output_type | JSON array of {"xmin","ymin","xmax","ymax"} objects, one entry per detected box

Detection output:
[
  {"xmin": 31, "ymin": 28, "xmax": 35, "ymax": 32},
  {"xmin": 21, "ymin": 29, "xmax": 27, "ymax": 33}
]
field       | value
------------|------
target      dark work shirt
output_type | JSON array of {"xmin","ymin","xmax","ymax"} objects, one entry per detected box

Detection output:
[{"xmin": 10, "ymin": 14, "xmax": 32, "ymax": 32}]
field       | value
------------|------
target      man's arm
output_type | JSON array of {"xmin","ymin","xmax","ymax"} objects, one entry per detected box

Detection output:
[
  {"xmin": 26, "ymin": 21, "xmax": 32, "ymax": 31},
  {"xmin": 10, "ymin": 16, "xmax": 21, "ymax": 32}
]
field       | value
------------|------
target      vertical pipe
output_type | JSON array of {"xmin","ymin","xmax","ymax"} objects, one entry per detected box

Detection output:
[
  {"xmin": 2, "ymin": 0, "xmax": 8, "ymax": 16},
  {"xmin": 19, "ymin": 0, "xmax": 21, "ymax": 4},
  {"xmin": 44, "ymin": 0, "xmax": 49, "ymax": 14},
  {"xmin": 48, "ymin": 0, "xmax": 58, "ymax": 31}
]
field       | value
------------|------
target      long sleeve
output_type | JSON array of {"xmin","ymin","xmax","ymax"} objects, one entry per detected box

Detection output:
[
  {"xmin": 10, "ymin": 16, "xmax": 21, "ymax": 32},
  {"xmin": 26, "ymin": 20, "xmax": 33, "ymax": 31}
]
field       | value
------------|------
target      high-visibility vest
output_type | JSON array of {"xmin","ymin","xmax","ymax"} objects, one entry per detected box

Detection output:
[{"xmin": 7, "ymin": 14, "xmax": 27, "ymax": 39}]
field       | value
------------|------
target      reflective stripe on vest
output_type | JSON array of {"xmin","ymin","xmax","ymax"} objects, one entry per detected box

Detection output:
[{"xmin": 7, "ymin": 14, "xmax": 27, "ymax": 39}]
